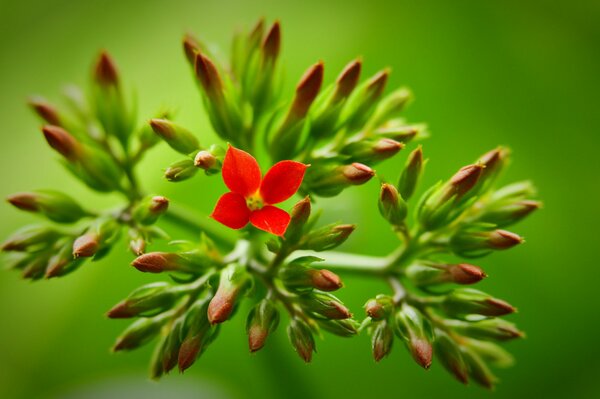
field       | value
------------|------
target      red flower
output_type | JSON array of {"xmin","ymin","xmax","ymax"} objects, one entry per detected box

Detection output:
[{"xmin": 211, "ymin": 145, "xmax": 308, "ymax": 236}]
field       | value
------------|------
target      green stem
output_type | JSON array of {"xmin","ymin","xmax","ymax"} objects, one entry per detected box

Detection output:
[{"xmin": 293, "ymin": 249, "xmax": 391, "ymax": 275}]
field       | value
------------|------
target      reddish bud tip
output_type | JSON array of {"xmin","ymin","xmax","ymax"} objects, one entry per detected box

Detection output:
[
  {"xmin": 374, "ymin": 138, "xmax": 404, "ymax": 155},
  {"xmin": 485, "ymin": 298, "xmax": 517, "ymax": 316},
  {"xmin": 248, "ymin": 324, "xmax": 268, "ymax": 353},
  {"xmin": 28, "ymin": 97, "xmax": 61, "ymax": 125},
  {"xmin": 334, "ymin": 59, "xmax": 362, "ymax": 99},
  {"xmin": 183, "ymin": 33, "xmax": 201, "ymax": 65},
  {"xmin": 72, "ymin": 233, "xmax": 99, "ymax": 258},
  {"xmin": 178, "ymin": 336, "xmax": 201, "ymax": 372},
  {"xmin": 149, "ymin": 196, "xmax": 169, "ymax": 214},
  {"xmin": 411, "ymin": 337, "xmax": 433, "ymax": 370},
  {"xmin": 324, "ymin": 301, "xmax": 353, "ymax": 320},
  {"xmin": 207, "ymin": 291, "xmax": 235, "ymax": 325},
  {"xmin": 488, "ymin": 230, "xmax": 523, "ymax": 249},
  {"xmin": 106, "ymin": 301, "xmax": 135, "ymax": 318},
  {"xmin": 450, "ymin": 163, "xmax": 484, "ymax": 197},
  {"xmin": 367, "ymin": 69, "xmax": 390, "ymax": 99},
  {"xmin": 310, "ymin": 269, "xmax": 343, "ymax": 291},
  {"xmin": 449, "ymin": 263, "xmax": 487, "ymax": 285},
  {"xmin": 42, "ymin": 125, "xmax": 80, "ymax": 161},
  {"xmin": 94, "ymin": 51, "xmax": 119, "ymax": 86},
  {"xmin": 343, "ymin": 163, "xmax": 375, "ymax": 185},
  {"xmin": 7, "ymin": 193, "xmax": 38, "ymax": 212},
  {"xmin": 262, "ymin": 21, "xmax": 281, "ymax": 61},
  {"xmin": 132, "ymin": 252, "xmax": 171, "ymax": 273},
  {"xmin": 292, "ymin": 61, "xmax": 324, "ymax": 118},
  {"xmin": 194, "ymin": 150, "xmax": 217, "ymax": 169},
  {"xmin": 194, "ymin": 52, "xmax": 223, "ymax": 97},
  {"xmin": 365, "ymin": 300, "xmax": 384, "ymax": 320},
  {"xmin": 149, "ymin": 119, "xmax": 173, "ymax": 138}
]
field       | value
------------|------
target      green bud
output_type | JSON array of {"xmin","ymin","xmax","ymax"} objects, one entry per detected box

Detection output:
[
  {"xmin": 405, "ymin": 262, "xmax": 487, "ymax": 286},
  {"xmin": 364, "ymin": 294, "xmax": 394, "ymax": 320},
  {"xmin": 150, "ymin": 119, "xmax": 200, "ymax": 155},
  {"xmin": 73, "ymin": 217, "xmax": 121, "ymax": 259},
  {"xmin": 178, "ymin": 294, "xmax": 216, "ymax": 372},
  {"xmin": 287, "ymin": 318, "xmax": 315, "ymax": 363},
  {"xmin": 7, "ymin": 190, "xmax": 91, "ymax": 224},
  {"xmin": 442, "ymin": 288, "xmax": 516, "ymax": 317},
  {"xmin": 280, "ymin": 256, "xmax": 343, "ymax": 292},
  {"xmin": 393, "ymin": 303, "xmax": 433, "ymax": 369},
  {"xmin": 450, "ymin": 227, "xmax": 523, "ymax": 258},
  {"xmin": 161, "ymin": 316, "xmax": 185, "ymax": 373},
  {"xmin": 42, "ymin": 125, "xmax": 82, "ymax": 162},
  {"xmin": 490, "ymin": 181, "xmax": 537, "ymax": 203},
  {"xmin": 246, "ymin": 299, "xmax": 280, "ymax": 352},
  {"xmin": 341, "ymin": 138, "xmax": 404, "ymax": 164},
  {"xmin": 433, "ymin": 329, "xmax": 468, "ymax": 384},
  {"xmin": 284, "ymin": 196, "xmax": 311, "ymax": 243},
  {"xmin": 132, "ymin": 249, "xmax": 215, "ymax": 274},
  {"xmin": 165, "ymin": 159, "xmax": 198, "ymax": 182},
  {"xmin": 29, "ymin": 97, "xmax": 62, "ymax": 126},
  {"xmin": 462, "ymin": 348, "xmax": 498, "ymax": 389},
  {"xmin": 132, "ymin": 195, "xmax": 169, "ymax": 226},
  {"xmin": 463, "ymin": 338, "xmax": 514, "ymax": 368},
  {"xmin": 107, "ymin": 282, "xmax": 181, "ymax": 318},
  {"xmin": 21, "ymin": 256, "xmax": 49, "ymax": 280},
  {"xmin": 46, "ymin": 238, "xmax": 84, "ymax": 278},
  {"xmin": 378, "ymin": 183, "xmax": 407, "ymax": 226},
  {"xmin": 316, "ymin": 318, "xmax": 358, "ymax": 337},
  {"xmin": 371, "ymin": 320, "xmax": 394, "ymax": 362},
  {"xmin": 76, "ymin": 145, "xmax": 123, "ymax": 192},
  {"xmin": 474, "ymin": 147, "xmax": 510, "ymax": 195},
  {"xmin": 299, "ymin": 292, "xmax": 351, "ymax": 320},
  {"xmin": 397, "ymin": 145, "xmax": 424, "ymax": 200},
  {"xmin": 207, "ymin": 263, "xmax": 252, "ymax": 324},
  {"xmin": 301, "ymin": 223, "xmax": 355, "ymax": 251},
  {"xmin": 341, "ymin": 69, "xmax": 389, "ymax": 131},
  {"xmin": 479, "ymin": 199, "xmax": 541, "ymax": 228},
  {"xmin": 365, "ymin": 87, "xmax": 412, "ymax": 131},
  {"xmin": 113, "ymin": 313, "xmax": 169, "ymax": 352},
  {"xmin": 448, "ymin": 318, "xmax": 524, "ymax": 341},
  {"xmin": 304, "ymin": 162, "xmax": 375, "ymax": 197},
  {"xmin": 373, "ymin": 121, "xmax": 424, "ymax": 143},
  {"xmin": 2, "ymin": 225, "xmax": 61, "ymax": 252}
]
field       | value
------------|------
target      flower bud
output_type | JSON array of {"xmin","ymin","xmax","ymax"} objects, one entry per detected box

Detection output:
[
  {"xmin": 479, "ymin": 200, "xmax": 541, "ymax": 228},
  {"xmin": 397, "ymin": 146, "xmax": 424, "ymax": 200},
  {"xmin": 462, "ymin": 349, "xmax": 497, "ymax": 389},
  {"xmin": 365, "ymin": 88, "xmax": 412, "ymax": 131},
  {"xmin": 490, "ymin": 181, "xmax": 537, "ymax": 203},
  {"xmin": 434, "ymin": 329, "xmax": 468, "ymax": 384},
  {"xmin": 193, "ymin": 144, "xmax": 225, "ymax": 175},
  {"xmin": 393, "ymin": 303, "xmax": 433, "ymax": 369},
  {"xmin": 46, "ymin": 239, "xmax": 83, "ymax": 278},
  {"xmin": 449, "ymin": 318, "xmax": 524, "ymax": 342},
  {"xmin": 178, "ymin": 295, "xmax": 216, "ymax": 372},
  {"xmin": 284, "ymin": 196, "xmax": 311, "ymax": 243},
  {"xmin": 374, "ymin": 122, "xmax": 423, "ymax": 143},
  {"xmin": 463, "ymin": 338, "xmax": 514, "ymax": 368},
  {"xmin": 246, "ymin": 299, "xmax": 280, "ymax": 353},
  {"xmin": 342, "ymin": 69, "xmax": 389, "ymax": 131},
  {"xmin": 289, "ymin": 62, "xmax": 324, "ymax": 121},
  {"xmin": 94, "ymin": 51, "xmax": 119, "ymax": 87},
  {"xmin": 7, "ymin": 190, "xmax": 90, "ymax": 224},
  {"xmin": 450, "ymin": 163, "xmax": 485, "ymax": 200},
  {"xmin": 113, "ymin": 313, "xmax": 167, "ymax": 352},
  {"xmin": 442, "ymin": 288, "xmax": 516, "ymax": 317},
  {"xmin": 475, "ymin": 146, "xmax": 510, "ymax": 193},
  {"xmin": 161, "ymin": 316, "xmax": 185, "ymax": 373},
  {"xmin": 165, "ymin": 159, "xmax": 198, "ymax": 182},
  {"xmin": 183, "ymin": 33, "xmax": 204, "ymax": 66},
  {"xmin": 450, "ymin": 227, "xmax": 523, "ymax": 257},
  {"xmin": 299, "ymin": 292, "xmax": 352, "ymax": 320},
  {"xmin": 2, "ymin": 225, "xmax": 61, "ymax": 252},
  {"xmin": 279, "ymin": 256, "xmax": 343, "ymax": 292},
  {"xmin": 132, "ymin": 250, "xmax": 213, "ymax": 274},
  {"xmin": 194, "ymin": 52, "xmax": 224, "ymax": 100},
  {"xmin": 28, "ymin": 97, "xmax": 61, "ymax": 126},
  {"xmin": 301, "ymin": 224, "xmax": 355, "ymax": 251},
  {"xmin": 73, "ymin": 218, "xmax": 120, "ymax": 259},
  {"xmin": 304, "ymin": 162, "xmax": 374, "ymax": 197},
  {"xmin": 332, "ymin": 59, "xmax": 362, "ymax": 102},
  {"xmin": 150, "ymin": 119, "xmax": 200, "ymax": 155},
  {"xmin": 287, "ymin": 318, "xmax": 315, "ymax": 362},
  {"xmin": 107, "ymin": 282, "xmax": 180, "ymax": 318},
  {"xmin": 21, "ymin": 256, "xmax": 48, "ymax": 280},
  {"xmin": 132, "ymin": 195, "xmax": 169, "ymax": 226},
  {"xmin": 72, "ymin": 233, "xmax": 99, "ymax": 258},
  {"xmin": 405, "ymin": 262, "xmax": 486, "ymax": 286},
  {"xmin": 364, "ymin": 295, "xmax": 394, "ymax": 320},
  {"xmin": 341, "ymin": 138, "xmax": 404, "ymax": 164},
  {"xmin": 316, "ymin": 319, "xmax": 358, "ymax": 337},
  {"xmin": 42, "ymin": 125, "xmax": 81, "ymax": 162},
  {"xmin": 378, "ymin": 183, "xmax": 407, "ymax": 226},
  {"xmin": 207, "ymin": 263, "xmax": 251, "ymax": 324},
  {"xmin": 261, "ymin": 21, "xmax": 281, "ymax": 64},
  {"xmin": 342, "ymin": 163, "xmax": 375, "ymax": 185},
  {"xmin": 371, "ymin": 320, "xmax": 394, "ymax": 362}
]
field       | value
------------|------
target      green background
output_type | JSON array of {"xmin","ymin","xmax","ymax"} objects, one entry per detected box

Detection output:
[{"xmin": 1, "ymin": 0, "xmax": 598, "ymax": 398}]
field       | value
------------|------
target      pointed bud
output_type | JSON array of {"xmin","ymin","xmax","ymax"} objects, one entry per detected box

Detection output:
[
  {"xmin": 247, "ymin": 299, "xmax": 280, "ymax": 353},
  {"xmin": 374, "ymin": 122, "xmax": 423, "ymax": 142},
  {"xmin": 318, "ymin": 318, "xmax": 359, "ymax": 337},
  {"xmin": 94, "ymin": 51, "xmax": 119, "ymax": 87},
  {"xmin": 398, "ymin": 146, "xmax": 424, "ymax": 200},
  {"xmin": 405, "ymin": 262, "xmax": 487, "ymax": 286},
  {"xmin": 46, "ymin": 239, "xmax": 82, "ymax": 278},
  {"xmin": 479, "ymin": 200, "xmax": 541, "ymax": 228},
  {"xmin": 194, "ymin": 52, "xmax": 223, "ymax": 99},
  {"xmin": 378, "ymin": 183, "xmax": 407, "ymax": 226},
  {"xmin": 284, "ymin": 196, "xmax": 311, "ymax": 243},
  {"xmin": 299, "ymin": 292, "xmax": 351, "ymax": 320},
  {"xmin": 310, "ymin": 269, "xmax": 343, "ymax": 291},
  {"xmin": 160, "ymin": 316, "xmax": 184, "ymax": 373},
  {"xmin": 371, "ymin": 320, "xmax": 394, "ymax": 362},
  {"xmin": 464, "ymin": 338, "xmax": 515, "ymax": 368},
  {"xmin": 304, "ymin": 163, "xmax": 374, "ymax": 196},
  {"xmin": 447, "ymin": 263, "xmax": 487, "ymax": 284},
  {"xmin": 434, "ymin": 329, "xmax": 468, "ymax": 384},
  {"xmin": 302, "ymin": 224, "xmax": 355, "ymax": 251},
  {"xmin": 450, "ymin": 163, "xmax": 485, "ymax": 200},
  {"xmin": 7, "ymin": 190, "xmax": 90, "ymax": 224},
  {"xmin": 28, "ymin": 97, "xmax": 61, "ymax": 125},
  {"xmin": 165, "ymin": 159, "xmax": 198, "ymax": 182},
  {"xmin": 132, "ymin": 250, "xmax": 212, "ymax": 274},
  {"xmin": 132, "ymin": 195, "xmax": 170, "ymax": 226},
  {"xmin": 442, "ymin": 288, "xmax": 516, "ymax": 317},
  {"xmin": 72, "ymin": 232, "xmax": 99, "ymax": 258},
  {"xmin": 194, "ymin": 150, "xmax": 216, "ymax": 169},
  {"xmin": 450, "ymin": 227, "xmax": 523, "ymax": 257},
  {"xmin": 73, "ymin": 218, "xmax": 120, "ymax": 259},
  {"xmin": 42, "ymin": 125, "xmax": 81, "ymax": 161},
  {"xmin": 107, "ymin": 282, "xmax": 179, "ymax": 318},
  {"xmin": 183, "ymin": 33, "xmax": 203, "ymax": 66},
  {"xmin": 287, "ymin": 318, "xmax": 315, "ymax": 362},
  {"xmin": 207, "ymin": 263, "xmax": 251, "ymax": 324},
  {"xmin": 150, "ymin": 119, "xmax": 200, "ymax": 155},
  {"xmin": 289, "ymin": 62, "xmax": 324, "ymax": 120},
  {"xmin": 476, "ymin": 146, "xmax": 510, "ymax": 192},
  {"xmin": 1, "ymin": 225, "xmax": 61, "ymax": 252},
  {"xmin": 342, "ymin": 69, "xmax": 390, "ymax": 130},
  {"xmin": 366, "ymin": 88, "xmax": 412, "ymax": 130},
  {"xmin": 393, "ymin": 304, "xmax": 433, "ymax": 369},
  {"xmin": 341, "ymin": 138, "xmax": 404, "ymax": 164},
  {"xmin": 450, "ymin": 318, "xmax": 524, "ymax": 341},
  {"xmin": 262, "ymin": 21, "xmax": 281, "ymax": 63},
  {"xmin": 333, "ymin": 59, "xmax": 362, "ymax": 101},
  {"xmin": 178, "ymin": 295, "xmax": 215, "ymax": 372},
  {"xmin": 113, "ymin": 314, "xmax": 166, "ymax": 351},
  {"xmin": 364, "ymin": 295, "xmax": 394, "ymax": 320},
  {"xmin": 462, "ymin": 349, "xmax": 497, "ymax": 389},
  {"xmin": 342, "ymin": 163, "xmax": 375, "ymax": 185}
]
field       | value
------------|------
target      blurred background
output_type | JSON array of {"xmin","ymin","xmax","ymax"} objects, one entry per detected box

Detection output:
[{"xmin": 1, "ymin": 0, "xmax": 599, "ymax": 398}]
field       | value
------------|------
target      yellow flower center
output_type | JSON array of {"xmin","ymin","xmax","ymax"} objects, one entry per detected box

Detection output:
[{"xmin": 246, "ymin": 193, "xmax": 264, "ymax": 211}]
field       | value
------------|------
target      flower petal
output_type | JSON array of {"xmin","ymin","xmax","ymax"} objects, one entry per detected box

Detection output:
[
  {"xmin": 249, "ymin": 206, "xmax": 291, "ymax": 236},
  {"xmin": 210, "ymin": 192, "xmax": 250, "ymax": 229},
  {"xmin": 222, "ymin": 145, "xmax": 262, "ymax": 197},
  {"xmin": 260, "ymin": 161, "xmax": 308, "ymax": 204}
]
